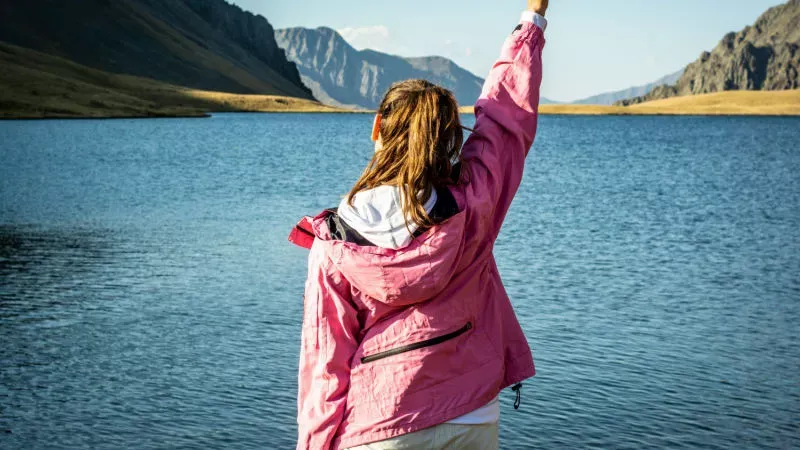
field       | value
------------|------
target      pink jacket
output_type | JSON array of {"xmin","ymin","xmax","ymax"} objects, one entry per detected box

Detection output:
[{"xmin": 291, "ymin": 21, "xmax": 545, "ymax": 450}]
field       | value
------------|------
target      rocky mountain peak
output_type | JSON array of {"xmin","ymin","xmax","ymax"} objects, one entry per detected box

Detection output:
[{"xmin": 616, "ymin": 0, "xmax": 799, "ymax": 106}]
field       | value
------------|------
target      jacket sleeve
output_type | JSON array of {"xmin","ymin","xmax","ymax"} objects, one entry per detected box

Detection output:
[
  {"xmin": 296, "ymin": 242, "xmax": 361, "ymax": 450},
  {"xmin": 460, "ymin": 20, "xmax": 545, "ymax": 239}
]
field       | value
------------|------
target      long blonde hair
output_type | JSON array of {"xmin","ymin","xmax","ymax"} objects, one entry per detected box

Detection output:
[{"xmin": 346, "ymin": 79, "xmax": 463, "ymax": 230}]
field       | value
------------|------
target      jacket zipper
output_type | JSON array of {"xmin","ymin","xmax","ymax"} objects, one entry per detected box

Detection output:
[{"xmin": 361, "ymin": 322, "xmax": 473, "ymax": 364}]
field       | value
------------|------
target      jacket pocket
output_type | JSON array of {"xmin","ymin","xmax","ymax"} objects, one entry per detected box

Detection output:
[{"xmin": 360, "ymin": 322, "xmax": 473, "ymax": 364}]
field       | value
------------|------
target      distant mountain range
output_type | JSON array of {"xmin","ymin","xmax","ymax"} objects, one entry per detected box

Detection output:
[
  {"xmin": 0, "ymin": 0, "xmax": 312, "ymax": 99},
  {"xmin": 618, "ymin": 0, "xmax": 800, "ymax": 105},
  {"xmin": 572, "ymin": 69, "xmax": 684, "ymax": 105},
  {"xmin": 275, "ymin": 27, "xmax": 480, "ymax": 109},
  {"xmin": 276, "ymin": 27, "xmax": 556, "ymax": 109}
]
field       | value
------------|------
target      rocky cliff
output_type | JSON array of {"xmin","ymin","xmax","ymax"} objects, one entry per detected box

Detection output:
[
  {"xmin": 617, "ymin": 0, "xmax": 800, "ymax": 106},
  {"xmin": 275, "ymin": 27, "xmax": 486, "ymax": 109},
  {"xmin": 0, "ymin": 0, "xmax": 312, "ymax": 99}
]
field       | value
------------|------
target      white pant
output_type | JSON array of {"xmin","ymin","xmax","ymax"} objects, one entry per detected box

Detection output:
[{"xmin": 344, "ymin": 423, "xmax": 499, "ymax": 450}]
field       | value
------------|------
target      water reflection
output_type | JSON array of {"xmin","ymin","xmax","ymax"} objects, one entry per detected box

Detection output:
[{"xmin": 0, "ymin": 225, "xmax": 128, "ymax": 321}]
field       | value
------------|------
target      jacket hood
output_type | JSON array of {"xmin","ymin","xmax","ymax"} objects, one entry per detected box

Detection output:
[
  {"xmin": 337, "ymin": 185, "xmax": 438, "ymax": 250},
  {"xmin": 311, "ymin": 208, "xmax": 467, "ymax": 306}
]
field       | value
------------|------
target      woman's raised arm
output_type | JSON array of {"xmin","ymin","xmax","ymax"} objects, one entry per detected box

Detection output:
[{"xmin": 459, "ymin": 1, "xmax": 548, "ymax": 238}]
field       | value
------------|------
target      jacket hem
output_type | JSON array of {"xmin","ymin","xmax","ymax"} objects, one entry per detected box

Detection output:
[{"xmin": 334, "ymin": 357, "xmax": 535, "ymax": 449}]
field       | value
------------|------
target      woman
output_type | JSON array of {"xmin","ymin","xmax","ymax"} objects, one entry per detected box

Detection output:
[{"xmin": 288, "ymin": 1, "xmax": 548, "ymax": 448}]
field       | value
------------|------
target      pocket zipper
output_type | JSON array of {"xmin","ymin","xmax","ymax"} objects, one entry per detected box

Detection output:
[{"xmin": 361, "ymin": 322, "xmax": 473, "ymax": 364}]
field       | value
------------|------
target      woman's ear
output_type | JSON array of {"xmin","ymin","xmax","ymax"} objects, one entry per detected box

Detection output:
[{"xmin": 371, "ymin": 114, "xmax": 382, "ymax": 142}]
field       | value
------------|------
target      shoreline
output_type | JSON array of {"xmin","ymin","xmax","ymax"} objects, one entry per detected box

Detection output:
[
  {"xmin": 4, "ymin": 109, "xmax": 798, "ymax": 121},
  {"xmin": 0, "ymin": 110, "xmax": 370, "ymax": 121},
  {"xmin": 0, "ymin": 113, "xmax": 210, "ymax": 121},
  {"xmin": 3, "ymin": 91, "xmax": 798, "ymax": 120},
  {"xmin": 0, "ymin": 108, "xmax": 376, "ymax": 121}
]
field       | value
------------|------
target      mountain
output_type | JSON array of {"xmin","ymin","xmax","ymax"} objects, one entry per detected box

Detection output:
[
  {"xmin": 0, "ymin": 0, "xmax": 312, "ymax": 99},
  {"xmin": 572, "ymin": 69, "xmax": 684, "ymax": 105},
  {"xmin": 275, "ymin": 27, "xmax": 481, "ymax": 109},
  {"xmin": 617, "ymin": 0, "xmax": 800, "ymax": 106},
  {"xmin": 275, "ymin": 27, "xmax": 557, "ymax": 110}
]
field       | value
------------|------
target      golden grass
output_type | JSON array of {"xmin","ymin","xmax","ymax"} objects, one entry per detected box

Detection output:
[
  {"xmin": 627, "ymin": 90, "xmax": 800, "ymax": 115},
  {"xmin": 0, "ymin": 42, "xmax": 344, "ymax": 119},
  {"xmin": 181, "ymin": 89, "xmax": 343, "ymax": 113},
  {"xmin": 459, "ymin": 90, "xmax": 800, "ymax": 116}
]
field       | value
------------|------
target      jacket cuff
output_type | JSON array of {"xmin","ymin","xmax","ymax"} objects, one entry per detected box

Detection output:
[{"xmin": 521, "ymin": 10, "xmax": 547, "ymax": 32}]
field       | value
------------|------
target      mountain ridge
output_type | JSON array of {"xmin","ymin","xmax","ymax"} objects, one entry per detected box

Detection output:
[{"xmin": 275, "ymin": 26, "xmax": 482, "ymax": 109}]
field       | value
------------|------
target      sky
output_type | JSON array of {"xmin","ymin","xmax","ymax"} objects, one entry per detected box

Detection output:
[{"xmin": 232, "ymin": 0, "xmax": 786, "ymax": 102}]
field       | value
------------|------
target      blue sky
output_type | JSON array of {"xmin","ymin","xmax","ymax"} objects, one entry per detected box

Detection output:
[{"xmin": 233, "ymin": 0, "xmax": 785, "ymax": 102}]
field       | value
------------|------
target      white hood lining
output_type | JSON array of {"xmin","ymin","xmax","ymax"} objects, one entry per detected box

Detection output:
[{"xmin": 337, "ymin": 185, "xmax": 437, "ymax": 250}]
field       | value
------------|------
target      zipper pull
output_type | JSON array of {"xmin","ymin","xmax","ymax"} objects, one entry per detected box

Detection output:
[{"xmin": 511, "ymin": 383, "xmax": 523, "ymax": 410}]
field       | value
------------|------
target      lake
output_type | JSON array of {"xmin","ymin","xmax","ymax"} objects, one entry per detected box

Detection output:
[{"xmin": 1, "ymin": 113, "xmax": 798, "ymax": 449}]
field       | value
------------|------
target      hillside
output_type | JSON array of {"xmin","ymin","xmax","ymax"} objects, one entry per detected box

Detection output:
[
  {"xmin": 0, "ymin": 0, "xmax": 312, "ymax": 99},
  {"xmin": 0, "ymin": 42, "xmax": 341, "ymax": 119},
  {"xmin": 618, "ymin": 0, "xmax": 800, "ymax": 105},
  {"xmin": 573, "ymin": 69, "xmax": 683, "ymax": 105}
]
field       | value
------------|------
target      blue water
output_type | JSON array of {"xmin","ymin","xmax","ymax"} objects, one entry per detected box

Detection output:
[{"xmin": 1, "ymin": 113, "xmax": 798, "ymax": 449}]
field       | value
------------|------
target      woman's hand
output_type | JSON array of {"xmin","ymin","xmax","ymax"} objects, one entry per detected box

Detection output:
[{"xmin": 527, "ymin": 0, "xmax": 548, "ymax": 16}]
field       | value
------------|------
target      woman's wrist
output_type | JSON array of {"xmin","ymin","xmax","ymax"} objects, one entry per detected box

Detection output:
[{"xmin": 527, "ymin": 0, "xmax": 548, "ymax": 16}]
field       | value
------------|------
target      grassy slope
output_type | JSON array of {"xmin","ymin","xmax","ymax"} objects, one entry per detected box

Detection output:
[
  {"xmin": 458, "ymin": 90, "xmax": 800, "ymax": 116},
  {"xmin": 0, "ymin": 42, "xmax": 342, "ymax": 119}
]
